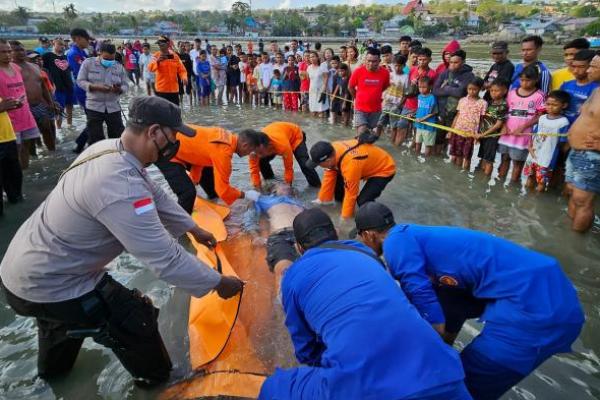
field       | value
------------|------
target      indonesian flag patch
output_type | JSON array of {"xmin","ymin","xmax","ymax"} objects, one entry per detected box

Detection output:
[{"xmin": 133, "ymin": 198, "xmax": 155, "ymax": 215}]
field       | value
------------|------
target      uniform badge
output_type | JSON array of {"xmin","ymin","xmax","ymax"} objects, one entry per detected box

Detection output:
[
  {"xmin": 439, "ymin": 275, "xmax": 458, "ymax": 286},
  {"xmin": 133, "ymin": 198, "xmax": 155, "ymax": 215}
]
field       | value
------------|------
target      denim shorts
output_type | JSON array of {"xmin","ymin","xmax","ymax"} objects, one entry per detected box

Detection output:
[
  {"xmin": 497, "ymin": 143, "xmax": 528, "ymax": 162},
  {"xmin": 354, "ymin": 110, "xmax": 381, "ymax": 129},
  {"xmin": 566, "ymin": 149, "xmax": 600, "ymax": 194}
]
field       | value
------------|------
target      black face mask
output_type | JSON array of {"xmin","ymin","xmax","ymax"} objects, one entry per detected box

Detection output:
[{"xmin": 153, "ymin": 128, "xmax": 180, "ymax": 163}]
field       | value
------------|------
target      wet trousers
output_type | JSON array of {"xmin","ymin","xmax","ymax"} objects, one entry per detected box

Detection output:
[
  {"xmin": 86, "ymin": 110, "xmax": 125, "ymax": 146},
  {"xmin": 156, "ymin": 161, "xmax": 217, "ymax": 214},
  {"xmin": 334, "ymin": 174, "xmax": 395, "ymax": 205},
  {"xmin": 1, "ymin": 274, "xmax": 172, "ymax": 385},
  {"xmin": 258, "ymin": 134, "xmax": 321, "ymax": 188}
]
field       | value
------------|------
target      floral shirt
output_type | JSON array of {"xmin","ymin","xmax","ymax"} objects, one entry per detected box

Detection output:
[{"xmin": 455, "ymin": 97, "xmax": 487, "ymax": 135}]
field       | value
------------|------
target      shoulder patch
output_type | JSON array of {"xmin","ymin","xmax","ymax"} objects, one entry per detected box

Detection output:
[
  {"xmin": 439, "ymin": 275, "xmax": 459, "ymax": 286},
  {"xmin": 133, "ymin": 197, "xmax": 155, "ymax": 215}
]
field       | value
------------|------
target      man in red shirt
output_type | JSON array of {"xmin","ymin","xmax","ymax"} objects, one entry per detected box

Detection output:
[{"xmin": 348, "ymin": 48, "xmax": 390, "ymax": 135}]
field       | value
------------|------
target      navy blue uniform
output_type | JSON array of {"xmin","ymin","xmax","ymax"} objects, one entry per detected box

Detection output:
[
  {"xmin": 382, "ymin": 224, "xmax": 585, "ymax": 400},
  {"xmin": 259, "ymin": 240, "xmax": 471, "ymax": 400}
]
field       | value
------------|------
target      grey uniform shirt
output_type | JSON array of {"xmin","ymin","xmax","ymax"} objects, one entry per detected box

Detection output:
[
  {"xmin": 77, "ymin": 57, "xmax": 129, "ymax": 113},
  {"xmin": 0, "ymin": 139, "xmax": 221, "ymax": 303}
]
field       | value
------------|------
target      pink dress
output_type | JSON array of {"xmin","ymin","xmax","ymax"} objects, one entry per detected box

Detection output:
[
  {"xmin": 0, "ymin": 63, "xmax": 37, "ymax": 134},
  {"xmin": 499, "ymin": 89, "xmax": 545, "ymax": 150},
  {"xmin": 449, "ymin": 96, "xmax": 487, "ymax": 158}
]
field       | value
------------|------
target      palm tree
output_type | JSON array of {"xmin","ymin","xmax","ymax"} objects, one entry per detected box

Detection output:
[
  {"xmin": 63, "ymin": 3, "xmax": 77, "ymax": 20},
  {"xmin": 12, "ymin": 6, "xmax": 30, "ymax": 25},
  {"xmin": 231, "ymin": 1, "xmax": 251, "ymax": 35},
  {"xmin": 130, "ymin": 15, "xmax": 139, "ymax": 35}
]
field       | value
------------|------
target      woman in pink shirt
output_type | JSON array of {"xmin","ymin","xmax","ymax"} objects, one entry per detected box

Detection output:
[{"xmin": 0, "ymin": 55, "xmax": 40, "ymax": 169}]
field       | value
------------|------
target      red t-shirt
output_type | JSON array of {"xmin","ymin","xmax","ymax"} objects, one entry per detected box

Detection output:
[
  {"xmin": 348, "ymin": 65, "xmax": 390, "ymax": 113},
  {"xmin": 404, "ymin": 66, "xmax": 438, "ymax": 110},
  {"xmin": 299, "ymin": 61, "xmax": 310, "ymax": 92}
]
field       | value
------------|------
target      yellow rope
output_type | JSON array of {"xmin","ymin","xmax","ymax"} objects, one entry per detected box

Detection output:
[{"xmin": 262, "ymin": 90, "xmax": 567, "ymax": 139}]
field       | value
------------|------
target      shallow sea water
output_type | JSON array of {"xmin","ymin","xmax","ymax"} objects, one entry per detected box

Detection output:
[{"xmin": 1, "ymin": 52, "xmax": 599, "ymax": 400}]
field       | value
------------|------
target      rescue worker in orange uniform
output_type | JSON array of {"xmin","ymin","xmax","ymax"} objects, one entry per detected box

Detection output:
[
  {"xmin": 147, "ymin": 36, "xmax": 187, "ymax": 106},
  {"xmin": 306, "ymin": 139, "xmax": 396, "ymax": 219},
  {"xmin": 249, "ymin": 122, "xmax": 321, "ymax": 189},
  {"xmin": 156, "ymin": 125, "xmax": 269, "ymax": 213}
]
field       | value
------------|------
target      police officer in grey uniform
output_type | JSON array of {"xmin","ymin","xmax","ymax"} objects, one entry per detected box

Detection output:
[{"xmin": 0, "ymin": 96, "xmax": 243, "ymax": 386}]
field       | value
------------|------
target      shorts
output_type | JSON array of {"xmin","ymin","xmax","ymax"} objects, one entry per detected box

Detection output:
[
  {"xmin": 449, "ymin": 134, "xmax": 475, "ymax": 158},
  {"xmin": 354, "ymin": 110, "xmax": 381, "ymax": 129},
  {"xmin": 396, "ymin": 107, "xmax": 415, "ymax": 129},
  {"xmin": 30, "ymin": 103, "xmax": 55, "ymax": 123},
  {"xmin": 415, "ymin": 129, "xmax": 437, "ymax": 146},
  {"xmin": 477, "ymin": 137, "xmax": 499, "ymax": 163},
  {"xmin": 54, "ymin": 90, "xmax": 75, "ymax": 108},
  {"xmin": 15, "ymin": 126, "xmax": 41, "ymax": 144},
  {"xmin": 377, "ymin": 104, "xmax": 403, "ymax": 129},
  {"xmin": 497, "ymin": 144, "xmax": 528, "ymax": 162},
  {"xmin": 565, "ymin": 149, "xmax": 600, "ymax": 194},
  {"xmin": 523, "ymin": 161, "xmax": 552, "ymax": 186}
]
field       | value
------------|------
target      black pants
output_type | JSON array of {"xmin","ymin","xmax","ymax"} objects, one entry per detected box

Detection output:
[
  {"xmin": 435, "ymin": 285, "xmax": 487, "ymax": 334},
  {"xmin": 1, "ymin": 275, "xmax": 172, "ymax": 384},
  {"xmin": 156, "ymin": 161, "xmax": 217, "ymax": 214},
  {"xmin": 257, "ymin": 136, "xmax": 321, "ymax": 188},
  {"xmin": 156, "ymin": 92, "xmax": 180, "ymax": 106},
  {"xmin": 334, "ymin": 174, "xmax": 394, "ymax": 205},
  {"xmin": 86, "ymin": 109, "xmax": 125, "ymax": 145},
  {"xmin": 0, "ymin": 141, "xmax": 23, "ymax": 216}
]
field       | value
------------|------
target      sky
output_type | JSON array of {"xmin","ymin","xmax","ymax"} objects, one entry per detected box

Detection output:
[{"xmin": 3, "ymin": 0, "xmax": 401, "ymax": 13}]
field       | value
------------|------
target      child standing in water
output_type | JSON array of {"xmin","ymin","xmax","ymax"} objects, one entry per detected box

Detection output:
[
  {"xmin": 449, "ymin": 77, "xmax": 487, "ymax": 169},
  {"xmin": 246, "ymin": 57, "xmax": 259, "ymax": 106},
  {"xmin": 377, "ymin": 54, "xmax": 408, "ymax": 146},
  {"xmin": 331, "ymin": 63, "xmax": 352, "ymax": 126},
  {"xmin": 476, "ymin": 79, "xmax": 509, "ymax": 176},
  {"xmin": 196, "ymin": 50, "xmax": 212, "ymax": 106},
  {"xmin": 498, "ymin": 65, "xmax": 545, "ymax": 182},
  {"xmin": 271, "ymin": 69, "xmax": 283, "ymax": 108},
  {"xmin": 413, "ymin": 76, "xmax": 438, "ymax": 156},
  {"xmin": 523, "ymin": 90, "xmax": 570, "ymax": 192}
]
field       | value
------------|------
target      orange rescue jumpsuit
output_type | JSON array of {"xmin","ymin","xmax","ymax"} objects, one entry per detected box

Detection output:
[
  {"xmin": 173, "ymin": 125, "xmax": 242, "ymax": 205},
  {"xmin": 318, "ymin": 140, "xmax": 396, "ymax": 218},
  {"xmin": 248, "ymin": 122, "xmax": 304, "ymax": 187}
]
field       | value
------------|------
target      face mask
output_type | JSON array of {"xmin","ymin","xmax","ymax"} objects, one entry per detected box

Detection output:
[
  {"xmin": 153, "ymin": 128, "xmax": 180, "ymax": 163},
  {"xmin": 100, "ymin": 58, "xmax": 115, "ymax": 68}
]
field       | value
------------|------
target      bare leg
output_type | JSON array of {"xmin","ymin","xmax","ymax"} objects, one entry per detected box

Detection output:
[
  {"xmin": 424, "ymin": 145, "xmax": 433, "ymax": 157},
  {"xmin": 498, "ymin": 155, "xmax": 510, "ymax": 179},
  {"xmin": 18, "ymin": 141, "xmax": 31, "ymax": 170},
  {"xmin": 511, "ymin": 160, "xmax": 524, "ymax": 182},
  {"xmin": 483, "ymin": 161, "xmax": 493, "ymax": 176},
  {"xmin": 569, "ymin": 187, "xmax": 595, "ymax": 232},
  {"xmin": 414, "ymin": 142, "xmax": 422, "ymax": 155}
]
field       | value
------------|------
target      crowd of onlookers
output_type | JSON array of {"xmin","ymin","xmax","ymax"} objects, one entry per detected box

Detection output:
[{"xmin": 0, "ymin": 29, "xmax": 599, "ymax": 233}]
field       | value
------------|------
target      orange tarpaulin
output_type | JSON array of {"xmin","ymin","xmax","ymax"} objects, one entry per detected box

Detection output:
[{"xmin": 162, "ymin": 198, "xmax": 292, "ymax": 400}]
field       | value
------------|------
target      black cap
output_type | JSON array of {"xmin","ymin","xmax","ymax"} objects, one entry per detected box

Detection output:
[
  {"xmin": 26, "ymin": 51, "xmax": 41, "ymax": 59},
  {"xmin": 491, "ymin": 41, "xmax": 508, "ymax": 51},
  {"xmin": 355, "ymin": 202, "xmax": 395, "ymax": 232},
  {"xmin": 293, "ymin": 208, "xmax": 337, "ymax": 248},
  {"xmin": 39, "ymin": 36, "xmax": 49, "ymax": 43},
  {"xmin": 306, "ymin": 141, "xmax": 334, "ymax": 169},
  {"xmin": 128, "ymin": 96, "xmax": 195, "ymax": 137}
]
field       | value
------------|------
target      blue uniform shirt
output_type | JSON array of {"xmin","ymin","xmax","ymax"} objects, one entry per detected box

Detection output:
[
  {"xmin": 66, "ymin": 44, "xmax": 88, "ymax": 80},
  {"xmin": 382, "ymin": 224, "xmax": 585, "ymax": 373},
  {"xmin": 259, "ymin": 240, "xmax": 467, "ymax": 400},
  {"xmin": 415, "ymin": 93, "xmax": 438, "ymax": 131}
]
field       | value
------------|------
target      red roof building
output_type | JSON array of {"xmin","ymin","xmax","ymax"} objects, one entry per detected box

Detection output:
[{"xmin": 402, "ymin": 0, "xmax": 427, "ymax": 16}]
